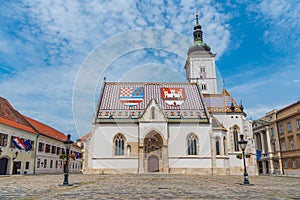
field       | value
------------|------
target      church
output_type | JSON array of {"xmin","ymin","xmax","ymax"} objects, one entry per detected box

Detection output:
[{"xmin": 85, "ymin": 14, "xmax": 257, "ymax": 175}]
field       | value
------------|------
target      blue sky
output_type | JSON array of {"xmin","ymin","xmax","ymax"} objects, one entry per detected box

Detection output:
[{"xmin": 0, "ymin": 0, "xmax": 299, "ymax": 139}]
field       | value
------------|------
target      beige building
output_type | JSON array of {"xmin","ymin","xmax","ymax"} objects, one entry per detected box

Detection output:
[
  {"xmin": 253, "ymin": 110, "xmax": 282, "ymax": 175},
  {"xmin": 25, "ymin": 116, "xmax": 82, "ymax": 174},
  {"xmin": 76, "ymin": 132, "xmax": 90, "ymax": 173},
  {"xmin": 277, "ymin": 101, "xmax": 300, "ymax": 175},
  {"xmin": 0, "ymin": 97, "xmax": 82, "ymax": 175},
  {"xmin": 0, "ymin": 97, "xmax": 37, "ymax": 175}
]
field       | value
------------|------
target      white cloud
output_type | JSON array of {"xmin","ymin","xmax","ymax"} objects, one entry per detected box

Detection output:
[
  {"xmin": 0, "ymin": 1, "xmax": 231, "ymax": 137},
  {"xmin": 228, "ymin": 55, "xmax": 300, "ymax": 120},
  {"xmin": 248, "ymin": 0, "xmax": 300, "ymax": 50}
]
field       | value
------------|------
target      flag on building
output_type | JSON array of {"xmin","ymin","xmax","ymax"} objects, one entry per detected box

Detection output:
[
  {"xmin": 256, "ymin": 150, "xmax": 261, "ymax": 161},
  {"xmin": 12, "ymin": 137, "xmax": 32, "ymax": 152},
  {"xmin": 74, "ymin": 152, "xmax": 79, "ymax": 159},
  {"xmin": 24, "ymin": 139, "xmax": 33, "ymax": 152}
]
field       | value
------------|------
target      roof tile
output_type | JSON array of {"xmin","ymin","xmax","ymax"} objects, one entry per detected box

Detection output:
[
  {"xmin": 24, "ymin": 116, "xmax": 67, "ymax": 142},
  {"xmin": 97, "ymin": 82, "xmax": 208, "ymax": 121},
  {"xmin": 203, "ymin": 89, "xmax": 242, "ymax": 113},
  {"xmin": 0, "ymin": 97, "xmax": 36, "ymax": 133}
]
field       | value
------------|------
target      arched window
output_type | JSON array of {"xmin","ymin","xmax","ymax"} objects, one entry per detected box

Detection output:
[
  {"xmin": 223, "ymin": 136, "xmax": 227, "ymax": 155},
  {"xmin": 151, "ymin": 107, "xmax": 155, "ymax": 119},
  {"xmin": 216, "ymin": 137, "xmax": 220, "ymax": 155},
  {"xmin": 187, "ymin": 133, "xmax": 198, "ymax": 155},
  {"xmin": 114, "ymin": 134, "xmax": 125, "ymax": 156},
  {"xmin": 234, "ymin": 128, "xmax": 239, "ymax": 151}
]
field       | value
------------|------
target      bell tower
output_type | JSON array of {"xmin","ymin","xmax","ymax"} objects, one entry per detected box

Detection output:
[{"xmin": 185, "ymin": 13, "xmax": 217, "ymax": 94}]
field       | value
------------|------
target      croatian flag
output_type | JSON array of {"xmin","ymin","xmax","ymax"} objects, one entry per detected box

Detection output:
[
  {"xmin": 74, "ymin": 152, "xmax": 79, "ymax": 159},
  {"xmin": 13, "ymin": 137, "xmax": 32, "ymax": 152},
  {"xmin": 120, "ymin": 87, "xmax": 144, "ymax": 106}
]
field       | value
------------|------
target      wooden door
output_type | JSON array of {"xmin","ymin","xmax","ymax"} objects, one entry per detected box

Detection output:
[
  {"xmin": 13, "ymin": 161, "xmax": 21, "ymax": 174},
  {"xmin": 0, "ymin": 158, "xmax": 8, "ymax": 175},
  {"xmin": 148, "ymin": 155, "xmax": 159, "ymax": 172}
]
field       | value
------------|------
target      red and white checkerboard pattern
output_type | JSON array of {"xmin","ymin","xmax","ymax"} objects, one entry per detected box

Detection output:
[{"xmin": 120, "ymin": 88, "xmax": 132, "ymax": 97}]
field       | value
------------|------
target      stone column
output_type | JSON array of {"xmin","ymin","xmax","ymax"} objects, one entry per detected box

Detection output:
[
  {"xmin": 265, "ymin": 127, "xmax": 273, "ymax": 174},
  {"xmin": 138, "ymin": 144, "xmax": 144, "ymax": 173},
  {"xmin": 162, "ymin": 145, "xmax": 169, "ymax": 173},
  {"xmin": 254, "ymin": 134, "xmax": 258, "ymax": 150},
  {"xmin": 259, "ymin": 131, "xmax": 266, "ymax": 174},
  {"xmin": 259, "ymin": 132, "xmax": 265, "ymax": 154}
]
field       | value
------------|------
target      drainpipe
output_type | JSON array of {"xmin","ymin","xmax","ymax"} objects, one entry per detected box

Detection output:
[
  {"xmin": 33, "ymin": 134, "xmax": 40, "ymax": 175},
  {"xmin": 137, "ymin": 123, "xmax": 140, "ymax": 174}
]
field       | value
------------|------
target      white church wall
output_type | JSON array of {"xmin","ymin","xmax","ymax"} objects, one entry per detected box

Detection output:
[
  {"xmin": 215, "ymin": 158, "xmax": 229, "ymax": 168},
  {"xmin": 214, "ymin": 114, "xmax": 244, "ymax": 133},
  {"xmin": 169, "ymin": 158, "xmax": 211, "ymax": 168},
  {"xmin": 139, "ymin": 122, "xmax": 168, "ymax": 142},
  {"xmin": 92, "ymin": 158, "xmax": 138, "ymax": 169},
  {"xmin": 91, "ymin": 123, "xmax": 138, "ymax": 158},
  {"xmin": 168, "ymin": 123, "xmax": 211, "ymax": 157}
]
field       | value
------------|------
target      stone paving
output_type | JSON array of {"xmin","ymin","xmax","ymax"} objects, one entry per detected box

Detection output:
[{"xmin": 0, "ymin": 173, "xmax": 300, "ymax": 199}]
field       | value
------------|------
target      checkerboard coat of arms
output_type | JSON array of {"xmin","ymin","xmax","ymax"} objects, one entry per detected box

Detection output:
[
  {"xmin": 161, "ymin": 88, "xmax": 186, "ymax": 106},
  {"xmin": 120, "ymin": 87, "xmax": 144, "ymax": 106}
]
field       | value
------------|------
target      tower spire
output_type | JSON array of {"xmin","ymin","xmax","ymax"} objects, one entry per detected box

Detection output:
[
  {"xmin": 193, "ymin": 12, "xmax": 203, "ymax": 42},
  {"xmin": 196, "ymin": 10, "xmax": 199, "ymax": 25}
]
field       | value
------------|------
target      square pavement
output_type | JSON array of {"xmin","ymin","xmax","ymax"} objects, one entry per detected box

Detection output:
[{"xmin": 0, "ymin": 174, "xmax": 299, "ymax": 199}]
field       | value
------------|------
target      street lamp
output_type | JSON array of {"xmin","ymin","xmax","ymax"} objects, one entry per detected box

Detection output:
[
  {"xmin": 61, "ymin": 133, "xmax": 73, "ymax": 186},
  {"xmin": 13, "ymin": 152, "xmax": 18, "ymax": 160},
  {"xmin": 238, "ymin": 134, "xmax": 250, "ymax": 185}
]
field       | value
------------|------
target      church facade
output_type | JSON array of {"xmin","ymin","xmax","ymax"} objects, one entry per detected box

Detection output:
[{"xmin": 85, "ymin": 14, "xmax": 257, "ymax": 175}]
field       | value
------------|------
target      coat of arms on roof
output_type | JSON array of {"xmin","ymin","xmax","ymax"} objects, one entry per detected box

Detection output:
[
  {"xmin": 120, "ymin": 87, "xmax": 144, "ymax": 107},
  {"xmin": 161, "ymin": 88, "xmax": 186, "ymax": 106}
]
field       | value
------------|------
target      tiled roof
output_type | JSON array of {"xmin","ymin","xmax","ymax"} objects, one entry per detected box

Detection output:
[
  {"xmin": 0, "ymin": 97, "xmax": 36, "ymax": 134},
  {"xmin": 78, "ymin": 132, "xmax": 91, "ymax": 141},
  {"xmin": 203, "ymin": 89, "xmax": 242, "ymax": 113},
  {"xmin": 277, "ymin": 100, "xmax": 300, "ymax": 113},
  {"xmin": 96, "ymin": 82, "xmax": 208, "ymax": 121},
  {"xmin": 24, "ymin": 116, "xmax": 67, "ymax": 142}
]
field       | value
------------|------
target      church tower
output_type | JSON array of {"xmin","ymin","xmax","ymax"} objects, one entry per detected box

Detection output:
[{"xmin": 185, "ymin": 13, "xmax": 217, "ymax": 94}]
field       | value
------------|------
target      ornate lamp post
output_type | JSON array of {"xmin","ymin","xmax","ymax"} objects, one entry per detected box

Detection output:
[
  {"xmin": 61, "ymin": 134, "xmax": 73, "ymax": 186},
  {"xmin": 13, "ymin": 152, "xmax": 18, "ymax": 160},
  {"xmin": 238, "ymin": 134, "xmax": 250, "ymax": 185}
]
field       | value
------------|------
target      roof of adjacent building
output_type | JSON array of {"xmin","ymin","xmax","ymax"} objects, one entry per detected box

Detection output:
[
  {"xmin": 95, "ymin": 82, "xmax": 209, "ymax": 122},
  {"xmin": 24, "ymin": 116, "xmax": 67, "ymax": 142},
  {"xmin": 203, "ymin": 89, "xmax": 243, "ymax": 113},
  {"xmin": 0, "ymin": 97, "xmax": 36, "ymax": 134},
  {"xmin": 277, "ymin": 100, "xmax": 300, "ymax": 114},
  {"xmin": 78, "ymin": 132, "xmax": 91, "ymax": 141}
]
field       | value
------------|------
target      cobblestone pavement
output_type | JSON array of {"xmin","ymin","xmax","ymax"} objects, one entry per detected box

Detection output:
[{"xmin": 0, "ymin": 174, "xmax": 300, "ymax": 199}]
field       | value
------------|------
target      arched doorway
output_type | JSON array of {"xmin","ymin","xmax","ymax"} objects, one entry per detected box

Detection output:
[
  {"xmin": 0, "ymin": 157, "xmax": 8, "ymax": 175},
  {"xmin": 144, "ymin": 132, "xmax": 163, "ymax": 172},
  {"xmin": 148, "ymin": 155, "xmax": 159, "ymax": 172}
]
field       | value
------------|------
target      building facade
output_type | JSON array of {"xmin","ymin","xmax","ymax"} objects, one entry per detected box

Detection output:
[
  {"xmin": 76, "ymin": 132, "xmax": 90, "ymax": 173},
  {"xmin": 85, "ymin": 14, "xmax": 257, "ymax": 175},
  {"xmin": 277, "ymin": 101, "xmax": 300, "ymax": 175},
  {"xmin": 0, "ymin": 97, "xmax": 37, "ymax": 175},
  {"xmin": 25, "ymin": 116, "xmax": 82, "ymax": 174},
  {"xmin": 253, "ymin": 110, "xmax": 282, "ymax": 175},
  {"xmin": 0, "ymin": 97, "xmax": 82, "ymax": 175}
]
